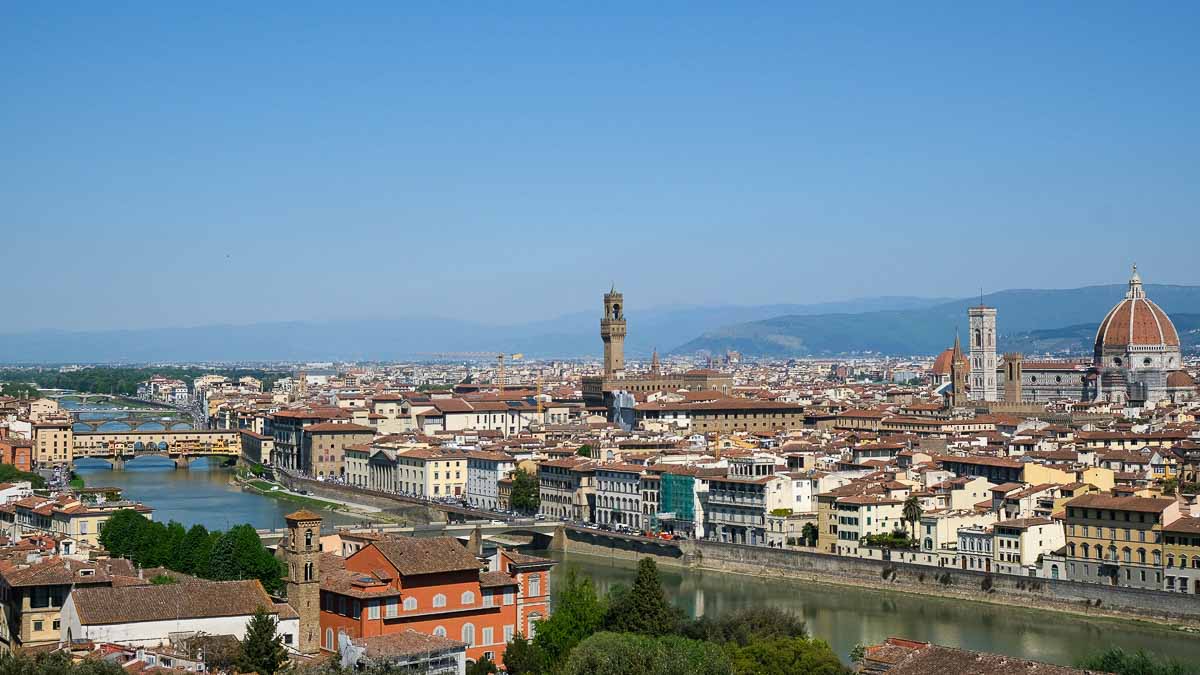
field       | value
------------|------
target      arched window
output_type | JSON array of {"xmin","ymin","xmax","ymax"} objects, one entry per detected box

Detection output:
[
  {"xmin": 461, "ymin": 623, "xmax": 475, "ymax": 646},
  {"xmin": 1182, "ymin": 555, "xmax": 1190, "ymax": 569},
  {"xmin": 1068, "ymin": 543, "xmax": 1076, "ymax": 557},
  {"xmin": 1137, "ymin": 548, "xmax": 1146, "ymax": 564},
  {"xmin": 325, "ymin": 628, "xmax": 333, "ymax": 650},
  {"xmin": 1122, "ymin": 547, "xmax": 1131, "ymax": 563},
  {"xmin": 1081, "ymin": 543, "xmax": 1089, "ymax": 558},
  {"xmin": 403, "ymin": 597, "xmax": 417, "ymax": 611},
  {"xmin": 1108, "ymin": 546, "xmax": 1118, "ymax": 562},
  {"xmin": 305, "ymin": 528, "xmax": 313, "ymax": 549},
  {"xmin": 433, "ymin": 593, "xmax": 446, "ymax": 608},
  {"xmin": 1051, "ymin": 564, "xmax": 1060, "ymax": 580},
  {"xmin": 433, "ymin": 625, "xmax": 447, "ymax": 637},
  {"xmin": 527, "ymin": 613, "xmax": 542, "ymax": 639},
  {"xmin": 461, "ymin": 591, "xmax": 475, "ymax": 605},
  {"xmin": 1167, "ymin": 554, "xmax": 1175, "ymax": 568}
]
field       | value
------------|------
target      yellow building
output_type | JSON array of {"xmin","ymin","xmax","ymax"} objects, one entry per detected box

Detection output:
[
  {"xmin": 32, "ymin": 419, "xmax": 73, "ymax": 466},
  {"xmin": 1063, "ymin": 494, "xmax": 1177, "ymax": 590},
  {"xmin": 1163, "ymin": 516, "xmax": 1200, "ymax": 594}
]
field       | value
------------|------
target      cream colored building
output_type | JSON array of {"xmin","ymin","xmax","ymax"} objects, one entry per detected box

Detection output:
[{"xmin": 33, "ymin": 420, "xmax": 73, "ymax": 466}]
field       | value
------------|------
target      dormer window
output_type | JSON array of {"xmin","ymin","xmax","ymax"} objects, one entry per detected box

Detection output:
[{"xmin": 78, "ymin": 569, "xmax": 95, "ymax": 577}]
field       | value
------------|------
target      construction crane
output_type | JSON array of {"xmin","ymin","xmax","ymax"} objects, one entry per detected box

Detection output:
[{"xmin": 496, "ymin": 353, "xmax": 523, "ymax": 393}]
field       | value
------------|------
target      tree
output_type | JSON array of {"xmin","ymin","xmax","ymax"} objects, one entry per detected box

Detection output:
[
  {"xmin": 603, "ymin": 558, "xmax": 682, "ymax": 636},
  {"xmin": 209, "ymin": 525, "xmax": 284, "ymax": 593},
  {"xmin": 503, "ymin": 634, "xmax": 549, "ymax": 675},
  {"xmin": 0, "ymin": 463, "xmax": 46, "ymax": 489},
  {"xmin": 902, "ymin": 495, "xmax": 922, "ymax": 540},
  {"xmin": 0, "ymin": 650, "xmax": 126, "ymax": 675},
  {"xmin": 562, "ymin": 632, "xmax": 732, "ymax": 675},
  {"xmin": 801, "ymin": 522, "xmax": 819, "ymax": 547},
  {"xmin": 510, "ymin": 468, "xmax": 540, "ymax": 514},
  {"xmin": 576, "ymin": 445, "xmax": 592, "ymax": 458},
  {"xmin": 532, "ymin": 568, "xmax": 607, "ymax": 665},
  {"xmin": 175, "ymin": 523, "xmax": 212, "ymax": 574},
  {"xmin": 466, "ymin": 655, "xmax": 498, "ymax": 675},
  {"xmin": 726, "ymin": 636, "xmax": 849, "ymax": 675},
  {"xmin": 237, "ymin": 607, "xmax": 288, "ymax": 675},
  {"xmin": 680, "ymin": 607, "xmax": 807, "ymax": 647},
  {"xmin": 99, "ymin": 509, "xmax": 150, "ymax": 558},
  {"xmin": 1076, "ymin": 647, "xmax": 1197, "ymax": 675}
]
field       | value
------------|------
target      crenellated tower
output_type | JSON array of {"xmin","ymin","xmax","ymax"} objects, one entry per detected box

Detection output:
[{"xmin": 601, "ymin": 288, "xmax": 626, "ymax": 377}]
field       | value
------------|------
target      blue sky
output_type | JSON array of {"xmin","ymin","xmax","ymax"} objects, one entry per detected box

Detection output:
[{"xmin": 3, "ymin": 2, "xmax": 1198, "ymax": 331}]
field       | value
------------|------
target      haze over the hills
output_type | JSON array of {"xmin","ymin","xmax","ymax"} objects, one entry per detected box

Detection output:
[{"xmin": 4, "ymin": 285, "xmax": 1200, "ymax": 363}]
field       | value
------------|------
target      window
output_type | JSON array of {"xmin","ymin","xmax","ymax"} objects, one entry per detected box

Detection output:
[
  {"xmin": 433, "ymin": 593, "xmax": 446, "ymax": 608},
  {"xmin": 325, "ymin": 628, "xmax": 334, "ymax": 650},
  {"xmin": 33, "ymin": 620, "xmax": 43, "ymax": 632},
  {"xmin": 367, "ymin": 599, "xmax": 380, "ymax": 619},
  {"xmin": 461, "ymin": 591, "xmax": 475, "ymax": 605},
  {"xmin": 462, "ymin": 623, "xmax": 475, "ymax": 646},
  {"xmin": 433, "ymin": 626, "xmax": 446, "ymax": 637},
  {"xmin": 385, "ymin": 597, "xmax": 398, "ymax": 618},
  {"xmin": 529, "ymin": 574, "xmax": 541, "ymax": 597},
  {"xmin": 482, "ymin": 627, "xmax": 494, "ymax": 646},
  {"xmin": 504, "ymin": 592, "xmax": 514, "ymax": 605},
  {"xmin": 504, "ymin": 625, "xmax": 514, "ymax": 643}
]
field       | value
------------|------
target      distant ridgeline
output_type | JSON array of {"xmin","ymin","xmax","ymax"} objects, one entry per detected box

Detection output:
[{"xmin": 672, "ymin": 284, "xmax": 1200, "ymax": 358}]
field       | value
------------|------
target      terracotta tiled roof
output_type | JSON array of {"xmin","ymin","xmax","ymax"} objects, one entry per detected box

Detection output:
[
  {"xmin": 369, "ymin": 537, "xmax": 481, "ymax": 576},
  {"xmin": 71, "ymin": 580, "xmax": 275, "ymax": 625}
]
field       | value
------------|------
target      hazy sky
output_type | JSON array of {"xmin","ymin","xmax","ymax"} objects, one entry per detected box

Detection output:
[{"xmin": 3, "ymin": 3, "xmax": 1198, "ymax": 332}]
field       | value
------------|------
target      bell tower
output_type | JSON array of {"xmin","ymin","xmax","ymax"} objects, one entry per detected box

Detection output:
[
  {"xmin": 600, "ymin": 287, "xmax": 626, "ymax": 377},
  {"xmin": 282, "ymin": 510, "xmax": 322, "ymax": 655}
]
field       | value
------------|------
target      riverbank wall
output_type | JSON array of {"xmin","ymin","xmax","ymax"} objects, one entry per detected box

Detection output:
[
  {"xmin": 685, "ymin": 541, "xmax": 1200, "ymax": 627},
  {"xmin": 274, "ymin": 473, "xmax": 447, "ymax": 525}
]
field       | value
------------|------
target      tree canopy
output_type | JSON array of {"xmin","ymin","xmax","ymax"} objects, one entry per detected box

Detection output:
[
  {"xmin": 237, "ymin": 607, "xmax": 289, "ymax": 675},
  {"xmin": 1077, "ymin": 647, "xmax": 1199, "ymax": 675},
  {"xmin": 561, "ymin": 632, "xmax": 732, "ymax": 675},
  {"xmin": 532, "ymin": 569, "xmax": 606, "ymax": 664},
  {"xmin": 99, "ymin": 510, "xmax": 283, "ymax": 593},
  {"xmin": 510, "ymin": 468, "xmax": 540, "ymax": 514},
  {"xmin": 603, "ymin": 558, "xmax": 682, "ymax": 636}
]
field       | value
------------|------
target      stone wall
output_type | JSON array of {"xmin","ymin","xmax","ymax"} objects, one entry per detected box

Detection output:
[
  {"xmin": 276, "ymin": 472, "xmax": 446, "ymax": 524},
  {"xmin": 689, "ymin": 541, "xmax": 1200, "ymax": 624}
]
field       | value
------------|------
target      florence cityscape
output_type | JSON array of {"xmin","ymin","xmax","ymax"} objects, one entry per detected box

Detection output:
[{"xmin": 3, "ymin": 3, "xmax": 1200, "ymax": 675}]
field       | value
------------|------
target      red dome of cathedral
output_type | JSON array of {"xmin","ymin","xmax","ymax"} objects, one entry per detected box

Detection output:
[
  {"xmin": 1094, "ymin": 266, "xmax": 1180, "ymax": 350},
  {"xmin": 1167, "ymin": 370, "xmax": 1196, "ymax": 388}
]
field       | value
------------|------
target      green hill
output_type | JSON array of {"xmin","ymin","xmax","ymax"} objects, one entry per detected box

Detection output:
[{"xmin": 672, "ymin": 285, "xmax": 1200, "ymax": 357}]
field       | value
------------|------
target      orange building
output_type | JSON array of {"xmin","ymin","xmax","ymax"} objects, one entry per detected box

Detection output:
[
  {"xmin": 318, "ymin": 537, "xmax": 553, "ymax": 668},
  {"xmin": 0, "ymin": 439, "xmax": 33, "ymax": 472}
]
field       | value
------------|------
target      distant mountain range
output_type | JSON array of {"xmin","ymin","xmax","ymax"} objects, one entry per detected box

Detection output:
[
  {"xmin": 672, "ymin": 285, "xmax": 1200, "ymax": 358},
  {"xmin": 0, "ymin": 296, "xmax": 948, "ymax": 363},
  {"xmin": 5, "ymin": 286, "xmax": 1197, "ymax": 363}
]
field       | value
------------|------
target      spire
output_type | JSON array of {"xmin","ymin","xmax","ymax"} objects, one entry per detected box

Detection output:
[
  {"xmin": 651, "ymin": 348, "xmax": 660, "ymax": 373},
  {"xmin": 1127, "ymin": 264, "xmax": 1145, "ymax": 299}
]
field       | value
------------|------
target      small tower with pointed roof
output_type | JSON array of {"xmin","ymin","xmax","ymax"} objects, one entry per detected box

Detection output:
[
  {"xmin": 282, "ymin": 509, "xmax": 322, "ymax": 654},
  {"xmin": 949, "ymin": 332, "xmax": 970, "ymax": 409}
]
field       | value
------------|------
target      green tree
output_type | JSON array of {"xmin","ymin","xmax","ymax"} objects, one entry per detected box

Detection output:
[
  {"xmin": 176, "ymin": 523, "xmax": 213, "ymax": 574},
  {"xmin": 99, "ymin": 509, "xmax": 150, "ymax": 558},
  {"xmin": 902, "ymin": 495, "xmax": 922, "ymax": 540},
  {"xmin": 237, "ymin": 607, "xmax": 289, "ymax": 675},
  {"xmin": 532, "ymin": 569, "xmax": 607, "ymax": 664},
  {"xmin": 502, "ymin": 634, "xmax": 549, "ymax": 675},
  {"xmin": 0, "ymin": 650, "xmax": 126, "ymax": 675},
  {"xmin": 209, "ymin": 525, "xmax": 284, "ymax": 593},
  {"xmin": 603, "ymin": 558, "xmax": 682, "ymax": 636},
  {"xmin": 726, "ymin": 636, "xmax": 849, "ymax": 675},
  {"xmin": 1076, "ymin": 647, "xmax": 1198, "ymax": 675},
  {"xmin": 0, "ymin": 463, "xmax": 46, "ymax": 489},
  {"xmin": 680, "ymin": 607, "xmax": 807, "ymax": 647},
  {"xmin": 576, "ymin": 445, "xmax": 592, "ymax": 458},
  {"xmin": 466, "ymin": 654, "xmax": 498, "ymax": 675},
  {"xmin": 801, "ymin": 522, "xmax": 818, "ymax": 547},
  {"xmin": 561, "ymin": 632, "xmax": 732, "ymax": 675},
  {"xmin": 510, "ymin": 468, "xmax": 540, "ymax": 514}
]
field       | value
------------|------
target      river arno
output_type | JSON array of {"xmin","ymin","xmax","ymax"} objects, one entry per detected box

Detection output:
[
  {"xmin": 539, "ymin": 551, "xmax": 1200, "ymax": 667},
  {"xmin": 73, "ymin": 457, "xmax": 367, "ymax": 532}
]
